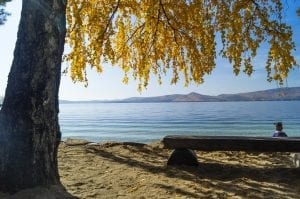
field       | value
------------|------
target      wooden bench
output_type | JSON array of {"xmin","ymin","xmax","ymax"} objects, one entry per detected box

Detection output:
[{"xmin": 162, "ymin": 135, "xmax": 300, "ymax": 166}]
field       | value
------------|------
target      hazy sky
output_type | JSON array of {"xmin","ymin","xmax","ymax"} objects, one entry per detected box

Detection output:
[{"xmin": 0, "ymin": 1, "xmax": 299, "ymax": 100}]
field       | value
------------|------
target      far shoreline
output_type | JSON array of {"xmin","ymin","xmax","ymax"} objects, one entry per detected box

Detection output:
[
  {"xmin": 60, "ymin": 99, "xmax": 300, "ymax": 104},
  {"xmin": 59, "ymin": 87, "xmax": 300, "ymax": 103}
]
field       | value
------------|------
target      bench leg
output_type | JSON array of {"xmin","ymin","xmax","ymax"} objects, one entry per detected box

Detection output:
[
  {"xmin": 294, "ymin": 153, "xmax": 300, "ymax": 168},
  {"xmin": 167, "ymin": 149, "xmax": 199, "ymax": 166}
]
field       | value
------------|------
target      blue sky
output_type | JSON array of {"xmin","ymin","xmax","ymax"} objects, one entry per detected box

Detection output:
[{"xmin": 0, "ymin": 1, "xmax": 299, "ymax": 100}]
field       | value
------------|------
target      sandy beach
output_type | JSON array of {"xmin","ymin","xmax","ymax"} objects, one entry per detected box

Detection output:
[
  {"xmin": 1, "ymin": 139, "xmax": 300, "ymax": 198},
  {"xmin": 58, "ymin": 139, "xmax": 300, "ymax": 199}
]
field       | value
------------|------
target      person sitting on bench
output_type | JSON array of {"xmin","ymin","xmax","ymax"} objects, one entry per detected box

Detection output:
[{"xmin": 272, "ymin": 122, "xmax": 288, "ymax": 137}]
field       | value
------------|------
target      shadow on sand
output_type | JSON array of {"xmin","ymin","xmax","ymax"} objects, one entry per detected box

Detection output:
[{"xmin": 86, "ymin": 143, "xmax": 300, "ymax": 198}]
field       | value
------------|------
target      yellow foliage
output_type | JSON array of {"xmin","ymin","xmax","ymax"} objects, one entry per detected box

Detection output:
[{"xmin": 65, "ymin": 0, "xmax": 296, "ymax": 90}]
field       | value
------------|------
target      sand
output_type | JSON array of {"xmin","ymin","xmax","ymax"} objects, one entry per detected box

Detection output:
[
  {"xmin": 1, "ymin": 139, "xmax": 300, "ymax": 198},
  {"xmin": 58, "ymin": 139, "xmax": 300, "ymax": 199}
]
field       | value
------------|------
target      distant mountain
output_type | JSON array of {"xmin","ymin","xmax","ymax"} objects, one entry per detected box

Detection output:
[
  {"xmin": 122, "ymin": 92, "xmax": 219, "ymax": 103},
  {"xmin": 119, "ymin": 87, "xmax": 300, "ymax": 103},
  {"xmin": 59, "ymin": 87, "xmax": 300, "ymax": 103},
  {"xmin": 217, "ymin": 87, "xmax": 300, "ymax": 101}
]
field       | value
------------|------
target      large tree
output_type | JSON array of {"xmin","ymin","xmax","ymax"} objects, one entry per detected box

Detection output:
[
  {"xmin": 0, "ymin": 0, "xmax": 297, "ymax": 194},
  {"xmin": 0, "ymin": 0, "xmax": 66, "ymax": 193}
]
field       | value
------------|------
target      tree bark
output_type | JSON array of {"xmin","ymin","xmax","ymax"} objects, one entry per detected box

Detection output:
[{"xmin": 0, "ymin": 0, "xmax": 66, "ymax": 193}]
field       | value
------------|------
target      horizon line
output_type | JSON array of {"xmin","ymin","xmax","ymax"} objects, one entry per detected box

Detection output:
[{"xmin": 59, "ymin": 86, "xmax": 299, "ymax": 102}]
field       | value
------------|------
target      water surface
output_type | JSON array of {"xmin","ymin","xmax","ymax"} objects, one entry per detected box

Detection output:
[{"xmin": 59, "ymin": 101, "xmax": 300, "ymax": 143}]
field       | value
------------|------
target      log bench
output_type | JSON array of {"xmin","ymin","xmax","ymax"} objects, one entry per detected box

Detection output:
[{"xmin": 162, "ymin": 135, "xmax": 300, "ymax": 166}]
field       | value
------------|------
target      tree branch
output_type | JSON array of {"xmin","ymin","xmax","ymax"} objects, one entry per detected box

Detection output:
[{"xmin": 100, "ymin": 0, "xmax": 120, "ymax": 39}]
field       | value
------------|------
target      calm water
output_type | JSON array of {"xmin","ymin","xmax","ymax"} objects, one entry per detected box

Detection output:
[{"xmin": 59, "ymin": 101, "xmax": 300, "ymax": 143}]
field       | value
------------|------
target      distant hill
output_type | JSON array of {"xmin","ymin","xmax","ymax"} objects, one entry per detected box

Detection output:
[
  {"xmin": 217, "ymin": 87, "xmax": 300, "ymax": 101},
  {"xmin": 120, "ymin": 87, "xmax": 300, "ymax": 103},
  {"xmin": 121, "ymin": 92, "xmax": 219, "ymax": 103},
  {"xmin": 2, "ymin": 87, "xmax": 299, "ymax": 105},
  {"xmin": 59, "ymin": 87, "xmax": 300, "ymax": 103}
]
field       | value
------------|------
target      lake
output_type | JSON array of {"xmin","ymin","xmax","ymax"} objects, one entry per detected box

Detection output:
[{"xmin": 59, "ymin": 101, "xmax": 300, "ymax": 143}]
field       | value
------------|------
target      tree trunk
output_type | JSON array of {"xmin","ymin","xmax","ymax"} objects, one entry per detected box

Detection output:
[{"xmin": 0, "ymin": 0, "xmax": 66, "ymax": 193}]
